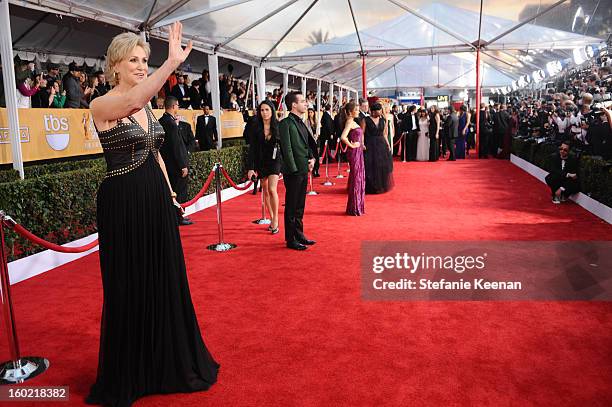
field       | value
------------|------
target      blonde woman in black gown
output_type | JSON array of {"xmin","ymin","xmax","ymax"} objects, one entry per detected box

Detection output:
[{"xmin": 87, "ymin": 22, "xmax": 218, "ymax": 406}]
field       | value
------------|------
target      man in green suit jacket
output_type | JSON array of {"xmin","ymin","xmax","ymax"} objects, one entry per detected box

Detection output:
[{"xmin": 279, "ymin": 91, "xmax": 316, "ymax": 250}]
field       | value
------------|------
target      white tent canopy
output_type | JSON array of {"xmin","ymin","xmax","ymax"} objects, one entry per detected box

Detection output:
[
  {"xmin": 9, "ymin": 0, "xmax": 608, "ymax": 89},
  {"xmin": 367, "ymin": 54, "xmax": 516, "ymax": 89},
  {"xmin": 284, "ymin": 2, "xmax": 603, "ymax": 89}
]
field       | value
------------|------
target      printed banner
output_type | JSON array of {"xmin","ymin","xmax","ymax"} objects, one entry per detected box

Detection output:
[
  {"xmin": 0, "ymin": 108, "xmax": 102, "ymax": 164},
  {"xmin": 0, "ymin": 108, "xmax": 244, "ymax": 164}
]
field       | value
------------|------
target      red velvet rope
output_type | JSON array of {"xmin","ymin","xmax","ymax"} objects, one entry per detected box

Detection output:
[
  {"xmin": 4, "ymin": 221, "xmax": 99, "ymax": 253},
  {"xmin": 328, "ymin": 140, "xmax": 341, "ymax": 159},
  {"xmin": 220, "ymin": 167, "xmax": 254, "ymax": 191},
  {"xmin": 180, "ymin": 168, "xmax": 216, "ymax": 208},
  {"xmin": 394, "ymin": 133, "xmax": 404, "ymax": 147},
  {"xmin": 395, "ymin": 133, "xmax": 405, "ymax": 156},
  {"xmin": 319, "ymin": 143, "xmax": 328, "ymax": 164},
  {"xmin": 341, "ymin": 143, "xmax": 348, "ymax": 153}
]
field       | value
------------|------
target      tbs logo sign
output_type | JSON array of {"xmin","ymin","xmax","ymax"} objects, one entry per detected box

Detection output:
[{"xmin": 44, "ymin": 114, "xmax": 70, "ymax": 151}]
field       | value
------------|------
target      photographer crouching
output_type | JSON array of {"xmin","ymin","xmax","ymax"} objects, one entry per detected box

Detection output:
[{"xmin": 545, "ymin": 141, "xmax": 579, "ymax": 204}]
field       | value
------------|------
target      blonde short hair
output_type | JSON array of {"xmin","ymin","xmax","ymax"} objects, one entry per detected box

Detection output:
[{"xmin": 104, "ymin": 32, "xmax": 151, "ymax": 86}]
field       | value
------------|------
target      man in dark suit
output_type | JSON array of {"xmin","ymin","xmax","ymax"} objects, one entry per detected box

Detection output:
[
  {"xmin": 279, "ymin": 91, "xmax": 315, "ymax": 251},
  {"xmin": 320, "ymin": 104, "xmax": 335, "ymax": 169},
  {"xmin": 401, "ymin": 105, "xmax": 419, "ymax": 161},
  {"xmin": 158, "ymin": 96, "xmax": 192, "ymax": 225},
  {"xmin": 179, "ymin": 121, "xmax": 197, "ymax": 153},
  {"xmin": 478, "ymin": 103, "xmax": 492, "ymax": 158},
  {"xmin": 171, "ymin": 75, "xmax": 190, "ymax": 109},
  {"xmin": 396, "ymin": 105, "xmax": 407, "ymax": 156},
  {"xmin": 188, "ymin": 80, "xmax": 203, "ymax": 110},
  {"xmin": 494, "ymin": 105, "xmax": 510, "ymax": 158},
  {"xmin": 391, "ymin": 104, "xmax": 401, "ymax": 156},
  {"xmin": 448, "ymin": 106, "xmax": 458, "ymax": 161},
  {"xmin": 545, "ymin": 141, "xmax": 579, "ymax": 204},
  {"xmin": 332, "ymin": 108, "xmax": 345, "ymax": 156},
  {"xmin": 95, "ymin": 71, "xmax": 111, "ymax": 98},
  {"xmin": 490, "ymin": 104, "xmax": 503, "ymax": 156},
  {"xmin": 358, "ymin": 98, "xmax": 370, "ymax": 121},
  {"xmin": 320, "ymin": 104, "xmax": 335, "ymax": 147},
  {"xmin": 195, "ymin": 105, "xmax": 218, "ymax": 151}
]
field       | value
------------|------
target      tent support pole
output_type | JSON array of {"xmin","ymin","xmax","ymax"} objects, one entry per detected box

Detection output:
[
  {"xmin": 361, "ymin": 54, "xmax": 367, "ymax": 98},
  {"xmin": 475, "ymin": 0, "xmax": 484, "ymax": 159},
  {"xmin": 256, "ymin": 67, "xmax": 266, "ymax": 104},
  {"xmin": 208, "ymin": 54, "xmax": 223, "ymax": 150},
  {"xmin": 0, "ymin": 0, "xmax": 24, "ymax": 179},
  {"xmin": 475, "ymin": 46, "xmax": 481, "ymax": 158}
]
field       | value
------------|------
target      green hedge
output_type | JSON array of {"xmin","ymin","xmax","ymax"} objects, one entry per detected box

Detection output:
[
  {"xmin": 221, "ymin": 138, "xmax": 246, "ymax": 148},
  {"xmin": 512, "ymin": 137, "xmax": 612, "ymax": 207},
  {"xmin": 0, "ymin": 145, "xmax": 248, "ymax": 262},
  {"xmin": 0, "ymin": 157, "xmax": 104, "ymax": 183},
  {"xmin": 0, "ymin": 169, "xmax": 19, "ymax": 183}
]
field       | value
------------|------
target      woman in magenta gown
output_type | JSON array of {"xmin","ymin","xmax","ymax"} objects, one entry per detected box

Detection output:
[{"xmin": 339, "ymin": 101, "xmax": 365, "ymax": 216}]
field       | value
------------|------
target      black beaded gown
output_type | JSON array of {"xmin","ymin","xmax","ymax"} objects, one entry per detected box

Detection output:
[
  {"xmin": 88, "ymin": 105, "xmax": 219, "ymax": 407},
  {"xmin": 364, "ymin": 116, "xmax": 394, "ymax": 194}
]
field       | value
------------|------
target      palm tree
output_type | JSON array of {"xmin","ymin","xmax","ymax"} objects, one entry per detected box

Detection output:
[{"xmin": 307, "ymin": 29, "xmax": 331, "ymax": 46}]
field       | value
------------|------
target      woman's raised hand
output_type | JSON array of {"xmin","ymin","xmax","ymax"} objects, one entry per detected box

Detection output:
[{"xmin": 167, "ymin": 22, "xmax": 193, "ymax": 64}]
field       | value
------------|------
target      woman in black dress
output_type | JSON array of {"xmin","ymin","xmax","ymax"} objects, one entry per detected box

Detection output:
[
  {"xmin": 87, "ymin": 23, "xmax": 218, "ymax": 406},
  {"xmin": 428, "ymin": 105, "xmax": 440, "ymax": 161},
  {"xmin": 247, "ymin": 100, "xmax": 283, "ymax": 234},
  {"xmin": 363, "ymin": 103, "xmax": 394, "ymax": 194}
]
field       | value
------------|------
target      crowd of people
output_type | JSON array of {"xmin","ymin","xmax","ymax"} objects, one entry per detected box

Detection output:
[
  {"xmin": 242, "ymin": 68, "xmax": 612, "ymax": 229},
  {"xmin": 506, "ymin": 61, "xmax": 612, "ymax": 203},
  {"xmin": 245, "ymin": 95, "xmax": 396, "ymax": 230},
  {"xmin": 2, "ymin": 57, "xmax": 255, "ymax": 113},
  {"xmin": 241, "ymin": 59, "xmax": 611, "ymax": 216},
  {"xmin": 4, "ymin": 46, "xmax": 611, "ymax": 212},
  {"xmin": 292, "ymin": 98, "xmax": 487, "ymax": 175},
  {"xmin": 154, "ymin": 69, "xmax": 250, "ymax": 112},
  {"xmin": 7, "ymin": 59, "xmax": 112, "ymax": 109},
  {"xmin": 508, "ymin": 64, "xmax": 612, "ymax": 160}
]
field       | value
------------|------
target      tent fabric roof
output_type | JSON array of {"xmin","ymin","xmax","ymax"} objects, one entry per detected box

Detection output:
[{"xmin": 11, "ymin": 0, "xmax": 607, "ymax": 89}]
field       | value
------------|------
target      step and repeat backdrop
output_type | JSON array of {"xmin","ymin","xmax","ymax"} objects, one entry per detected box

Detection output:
[{"xmin": 0, "ymin": 108, "xmax": 246, "ymax": 164}]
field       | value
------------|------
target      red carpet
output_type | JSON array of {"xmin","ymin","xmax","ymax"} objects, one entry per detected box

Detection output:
[{"xmin": 2, "ymin": 158, "xmax": 611, "ymax": 406}]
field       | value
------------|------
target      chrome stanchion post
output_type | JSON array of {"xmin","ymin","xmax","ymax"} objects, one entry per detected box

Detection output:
[
  {"xmin": 322, "ymin": 139, "xmax": 334, "ymax": 186},
  {"xmin": 0, "ymin": 211, "xmax": 49, "ymax": 384},
  {"xmin": 207, "ymin": 165, "xmax": 237, "ymax": 252},
  {"xmin": 307, "ymin": 171, "xmax": 318, "ymax": 196},
  {"xmin": 335, "ymin": 142, "xmax": 344, "ymax": 179},
  {"xmin": 402, "ymin": 132, "xmax": 407, "ymax": 163},
  {"xmin": 252, "ymin": 178, "xmax": 271, "ymax": 224}
]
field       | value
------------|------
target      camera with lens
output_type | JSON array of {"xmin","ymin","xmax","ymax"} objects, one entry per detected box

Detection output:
[
  {"xmin": 579, "ymin": 105, "xmax": 604, "ymax": 128},
  {"xmin": 556, "ymin": 108, "xmax": 566, "ymax": 119}
]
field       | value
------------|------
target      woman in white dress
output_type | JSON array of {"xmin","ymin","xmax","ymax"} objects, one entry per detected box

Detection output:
[{"xmin": 416, "ymin": 108, "xmax": 430, "ymax": 161}]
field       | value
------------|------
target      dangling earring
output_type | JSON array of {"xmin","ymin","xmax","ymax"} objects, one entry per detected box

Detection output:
[{"xmin": 113, "ymin": 71, "xmax": 119, "ymax": 84}]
